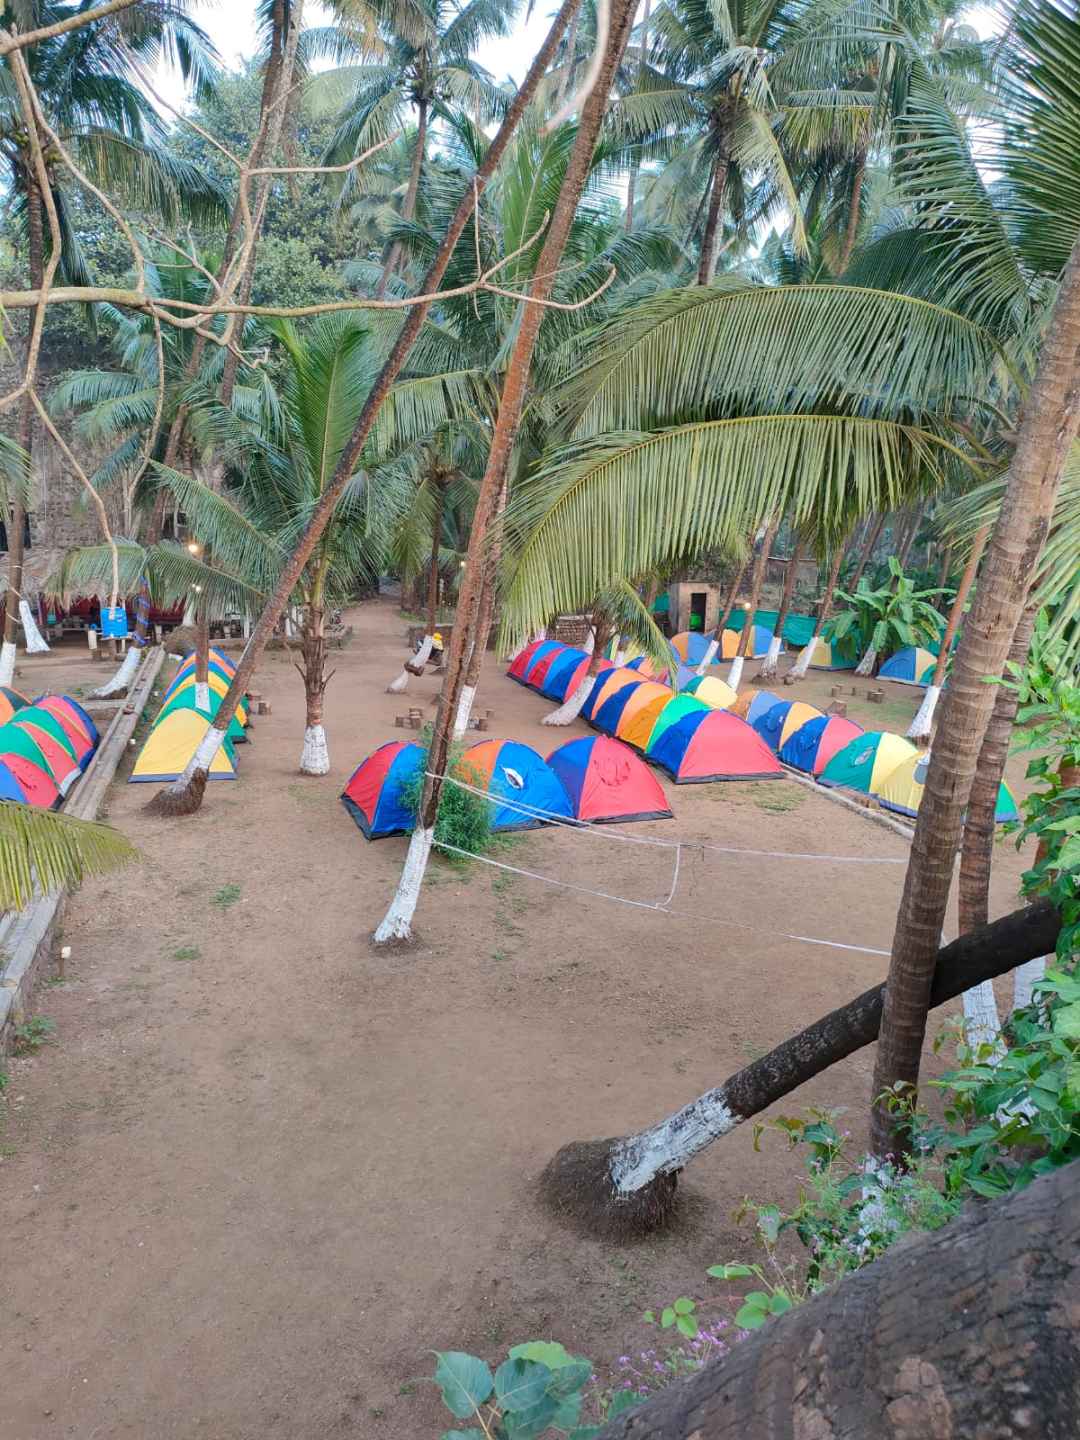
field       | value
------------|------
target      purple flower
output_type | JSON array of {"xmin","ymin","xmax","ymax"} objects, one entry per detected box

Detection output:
[{"xmin": 618, "ymin": 1356, "xmax": 630, "ymax": 1366}]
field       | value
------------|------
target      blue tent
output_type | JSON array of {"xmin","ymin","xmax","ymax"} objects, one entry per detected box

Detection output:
[
  {"xmin": 591, "ymin": 680, "xmax": 647, "ymax": 736},
  {"xmin": 458, "ymin": 739, "xmax": 573, "ymax": 830},
  {"xmin": 539, "ymin": 647, "xmax": 590, "ymax": 700},
  {"xmin": 515, "ymin": 639, "xmax": 563, "ymax": 686},
  {"xmin": 341, "ymin": 741, "xmax": 423, "ymax": 838}
]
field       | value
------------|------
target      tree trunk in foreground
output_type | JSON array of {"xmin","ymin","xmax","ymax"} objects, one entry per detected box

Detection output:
[
  {"xmin": 788, "ymin": 542, "xmax": 845, "ymax": 679},
  {"xmin": 758, "ymin": 535, "xmax": 802, "ymax": 680},
  {"xmin": 870, "ymin": 231, "xmax": 1080, "ymax": 1159},
  {"xmin": 539, "ymin": 900, "xmax": 1058, "ymax": 1235},
  {"xmin": 594, "ymin": 1158, "xmax": 1079, "ymax": 1439},
  {"xmin": 374, "ymin": 0, "xmax": 638, "ymax": 944},
  {"xmin": 142, "ymin": 0, "xmax": 578, "ymax": 818},
  {"xmin": 907, "ymin": 523, "xmax": 989, "ymax": 742},
  {"xmin": 727, "ymin": 515, "xmax": 775, "ymax": 690},
  {"xmin": 1, "ymin": 174, "xmax": 45, "ymax": 688}
]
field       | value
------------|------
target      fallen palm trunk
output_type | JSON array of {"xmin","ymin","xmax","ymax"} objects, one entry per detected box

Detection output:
[
  {"xmin": 540, "ymin": 899, "xmax": 1059, "ymax": 1235},
  {"xmin": 594, "ymin": 1157, "xmax": 1079, "ymax": 1439}
]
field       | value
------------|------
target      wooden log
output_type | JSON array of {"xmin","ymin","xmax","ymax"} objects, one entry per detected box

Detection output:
[{"xmin": 595, "ymin": 1159, "xmax": 1079, "ymax": 1439}]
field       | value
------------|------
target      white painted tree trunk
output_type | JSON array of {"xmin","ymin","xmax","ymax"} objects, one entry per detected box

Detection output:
[
  {"xmin": 788, "ymin": 637, "xmax": 816, "ymax": 678},
  {"xmin": 758, "ymin": 633, "xmax": 783, "ymax": 679},
  {"xmin": 694, "ymin": 637, "xmax": 719, "ymax": 675},
  {"xmin": 92, "ymin": 644, "xmax": 141, "ymax": 698},
  {"xmin": 373, "ymin": 825, "xmax": 435, "ymax": 943},
  {"xmin": 583, "ymin": 627, "xmax": 595, "ymax": 654},
  {"xmin": 727, "ymin": 654, "xmax": 745, "ymax": 690},
  {"xmin": 0, "ymin": 639, "xmax": 16, "ymax": 686},
  {"xmin": 195, "ymin": 681, "xmax": 211, "ymax": 712},
  {"xmin": 182, "ymin": 597, "xmax": 197, "ymax": 625},
  {"xmin": 854, "ymin": 645, "xmax": 877, "ymax": 676},
  {"xmin": 907, "ymin": 683, "xmax": 941, "ymax": 740},
  {"xmin": 452, "ymin": 683, "xmax": 476, "ymax": 739},
  {"xmin": 614, "ymin": 648, "xmax": 626, "ymax": 667},
  {"xmin": 163, "ymin": 723, "xmax": 229, "ymax": 794},
  {"xmin": 242, "ymin": 613, "xmax": 252, "ymax": 639},
  {"xmin": 300, "ymin": 723, "xmax": 330, "ymax": 775},
  {"xmin": 543, "ymin": 673, "xmax": 595, "ymax": 725},
  {"xmin": 1012, "ymin": 956, "xmax": 1047, "ymax": 1012},
  {"xmin": 962, "ymin": 980, "xmax": 1004, "ymax": 1059},
  {"xmin": 610, "ymin": 1089, "xmax": 737, "ymax": 1193},
  {"xmin": 19, "ymin": 599, "xmax": 49, "ymax": 653},
  {"xmin": 388, "ymin": 634, "xmax": 432, "ymax": 692}
]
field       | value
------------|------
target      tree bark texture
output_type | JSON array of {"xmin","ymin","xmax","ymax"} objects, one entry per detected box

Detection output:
[
  {"xmin": 377, "ymin": 94, "xmax": 429, "ymax": 299},
  {"xmin": 594, "ymin": 1158, "xmax": 1080, "ymax": 1440},
  {"xmin": 696, "ymin": 135, "xmax": 730, "ymax": 286},
  {"xmin": 835, "ymin": 146, "xmax": 867, "ymax": 277},
  {"xmin": 760, "ymin": 536, "xmax": 803, "ymax": 678},
  {"xmin": 846, "ymin": 512, "xmax": 884, "ymax": 594},
  {"xmin": 930, "ymin": 524, "xmax": 988, "ymax": 692},
  {"xmin": 143, "ymin": 0, "xmax": 579, "ymax": 815},
  {"xmin": 390, "ymin": 0, "xmax": 639, "ymax": 917},
  {"xmin": 870, "ymin": 231, "xmax": 1080, "ymax": 1156},
  {"xmin": 426, "ymin": 472, "xmax": 444, "ymax": 636},
  {"xmin": 739, "ymin": 516, "xmax": 776, "ymax": 659}
]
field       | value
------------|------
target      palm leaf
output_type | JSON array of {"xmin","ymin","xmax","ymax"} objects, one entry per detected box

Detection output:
[{"xmin": 0, "ymin": 804, "xmax": 137, "ymax": 913}]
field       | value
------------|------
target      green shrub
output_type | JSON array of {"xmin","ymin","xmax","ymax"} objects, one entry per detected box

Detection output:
[{"xmin": 400, "ymin": 731, "xmax": 496, "ymax": 865}]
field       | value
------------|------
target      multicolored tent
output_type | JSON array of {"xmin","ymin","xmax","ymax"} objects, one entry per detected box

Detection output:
[
  {"xmin": 507, "ymin": 638, "xmax": 548, "ymax": 682},
  {"xmin": 729, "ymin": 689, "xmax": 783, "ymax": 725},
  {"xmin": 879, "ymin": 647, "xmax": 938, "ymax": 685},
  {"xmin": 34, "ymin": 694, "xmax": 99, "ymax": 749},
  {"xmin": 581, "ymin": 666, "xmax": 646, "ymax": 722},
  {"xmin": 130, "ymin": 709, "xmax": 238, "ymax": 783},
  {"xmin": 727, "ymin": 624, "xmax": 778, "ymax": 659},
  {"xmin": 624, "ymin": 653, "xmax": 671, "ymax": 682},
  {"xmin": 526, "ymin": 643, "xmax": 573, "ymax": 693},
  {"xmin": 0, "ymin": 685, "xmax": 28, "ymax": 726},
  {"xmin": 752, "ymin": 700, "xmax": 825, "ymax": 752},
  {"xmin": 457, "ymin": 739, "xmax": 573, "ymax": 830},
  {"xmin": 670, "ymin": 631, "xmax": 722, "ymax": 665},
  {"xmin": 802, "ymin": 637, "xmax": 854, "ymax": 670},
  {"xmin": 171, "ymin": 657, "xmax": 237, "ymax": 690},
  {"xmin": 341, "ymin": 741, "xmax": 423, "ymax": 838},
  {"xmin": 591, "ymin": 678, "xmax": 651, "ymax": 737},
  {"xmin": 0, "ymin": 752, "xmax": 59, "ymax": 807},
  {"xmin": 164, "ymin": 671, "xmax": 248, "ymax": 728},
  {"xmin": 611, "ymin": 682, "xmax": 676, "ymax": 749},
  {"xmin": 546, "ymin": 735, "xmax": 673, "ymax": 824},
  {"xmin": 514, "ymin": 639, "xmax": 564, "ymax": 686},
  {"xmin": 644, "ymin": 694, "xmax": 709, "ymax": 752},
  {"xmin": 540, "ymin": 648, "xmax": 603, "ymax": 701},
  {"xmin": 648, "ymin": 708, "xmax": 784, "ymax": 783},
  {"xmin": 779, "ymin": 715, "xmax": 864, "ymax": 775},
  {"xmin": 879, "ymin": 753, "xmax": 1019, "ymax": 823},
  {"xmin": 155, "ymin": 686, "xmax": 246, "ymax": 742},
  {"xmin": 681, "ymin": 674, "xmax": 737, "ymax": 710},
  {"xmin": 8, "ymin": 709, "xmax": 82, "ymax": 792},
  {"xmin": 818, "ymin": 731, "xmax": 917, "ymax": 797}
]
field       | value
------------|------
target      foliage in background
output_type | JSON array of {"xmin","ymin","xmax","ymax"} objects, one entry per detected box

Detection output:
[
  {"xmin": 400, "ymin": 729, "xmax": 496, "ymax": 863},
  {"xmin": 825, "ymin": 558, "xmax": 950, "ymax": 663}
]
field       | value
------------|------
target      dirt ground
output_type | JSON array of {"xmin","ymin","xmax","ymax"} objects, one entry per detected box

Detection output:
[{"xmin": 1, "ymin": 604, "xmax": 1034, "ymax": 1439}]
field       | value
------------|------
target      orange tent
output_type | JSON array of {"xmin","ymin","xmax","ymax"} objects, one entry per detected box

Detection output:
[{"xmin": 613, "ymin": 682, "xmax": 675, "ymax": 749}]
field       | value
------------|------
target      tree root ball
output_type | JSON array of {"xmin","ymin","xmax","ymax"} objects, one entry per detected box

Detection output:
[
  {"xmin": 538, "ymin": 1138, "xmax": 679, "ymax": 1237},
  {"xmin": 144, "ymin": 770, "xmax": 208, "ymax": 817}
]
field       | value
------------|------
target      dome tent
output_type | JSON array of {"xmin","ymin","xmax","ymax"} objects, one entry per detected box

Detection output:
[
  {"xmin": 341, "ymin": 741, "xmax": 423, "ymax": 839},
  {"xmin": 507, "ymin": 638, "xmax": 548, "ymax": 682},
  {"xmin": 526, "ymin": 643, "xmax": 571, "ymax": 692},
  {"xmin": 130, "ymin": 710, "xmax": 238, "ymax": 783},
  {"xmin": 752, "ymin": 700, "xmax": 824, "ymax": 753},
  {"xmin": 879, "ymin": 752, "xmax": 1019, "ymax": 822},
  {"xmin": 649, "ymin": 708, "xmax": 784, "ymax": 783},
  {"xmin": 818, "ymin": 732, "xmax": 916, "ymax": 797},
  {"xmin": 582, "ymin": 668, "xmax": 646, "ymax": 723},
  {"xmin": 611, "ymin": 682, "xmax": 676, "ymax": 749},
  {"xmin": 779, "ymin": 715, "xmax": 864, "ymax": 775},
  {"xmin": 517, "ymin": 640, "xmax": 564, "ymax": 687},
  {"xmin": 456, "ymin": 740, "xmax": 573, "ymax": 830},
  {"xmin": 682, "ymin": 674, "xmax": 737, "ymax": 710},
  {"xmin": 643, "ymin": 694, "xmax": 709, "ymax": 753},
  {"xmin": 879, "ymin": 647, "xmax": 938, "ymax": 685},
  {"xmin": 546, "ymin": 735, "xmax": 672, "ymax": 824},
  {"xmin": 729, "ymin": 689, "xmax": 783, "ymax": 725}
]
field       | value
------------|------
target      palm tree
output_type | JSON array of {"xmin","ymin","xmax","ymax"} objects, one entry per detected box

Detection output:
[
  {"xmin": 320, "ymin": 0, "xmax": 517, "ymax": 296},
  {"xmin": 758, "ymin": 529, "xmax": 803, "ymax": 679},
  {"xmin": 0, "ymin": 0, "xmax": 221, "ymax": 686}
]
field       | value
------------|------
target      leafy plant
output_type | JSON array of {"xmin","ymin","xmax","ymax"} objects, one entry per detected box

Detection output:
[
  {"xmin": 643, "ymin": 1296, "xmax": 698, "ymax": 1339},
  {"xmin": 431, "ymin": 1341, "xmax": 599, "ymax": 1439},
  {"xmin": 401, "ymin": 730, "xmax": 496, "ymax": 865},
  {"xmin": 825, "ymin": 558, "xmax": 949, "ymax": 663},
  {"xmin": 13, "ymin": 1016, "xmax": 56, "ymax": 1054}
]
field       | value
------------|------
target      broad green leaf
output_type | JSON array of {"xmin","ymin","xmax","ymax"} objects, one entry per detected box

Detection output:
[
  {"xmin": 1052, "ymin": 1003, "xmax": 1080, "ymax": 1039},
  {"xmin": 545, "ymin": 1361, "xmax": 593, "ymax": 1400},
  {"xmin": 675, "ymin": 1313, "xmax": 698, "ymax": 1338},
  {"xmin": 494, "ymin": 1359, "xmax": 552, "ymax": 1413},
  {"xmin": 606, "ymin": 1389, "xmax": 646, "ymax": 1418},
  {"xmin": 504, "ymin": 1392, "xmax": 559, "ymax": 1439},
  {"xmin": 769, "ymin": 1293, "xmax": 794, "ymax": 1316},
  {"xmin": 735, "ymin": 1300, "xmax": 769, "ymax": 1329},
  {"xmin": 508, "ymin": 1341, "xmax": 574, "ymax": 1371},
  {"xmin": 707, "ymin": 1263, "xmax": 755, "ymax": 1279},
  {"xmin": 672, "ymin": 1297, "xmax": 695, "ymax": 1315},
  {"xmin": 434, "ymin": 1353, "xmax": 494, "ymax": 1419}
]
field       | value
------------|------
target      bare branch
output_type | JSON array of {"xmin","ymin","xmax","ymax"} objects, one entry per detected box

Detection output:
[{"xmin": 0, "ymin": 0, "xmax": 141, "ymax": 56}]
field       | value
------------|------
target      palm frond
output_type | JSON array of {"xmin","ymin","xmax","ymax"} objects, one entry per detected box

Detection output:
[{"xmin": 0, "ymin": 803, "xmax": 137, "ymax": 913}]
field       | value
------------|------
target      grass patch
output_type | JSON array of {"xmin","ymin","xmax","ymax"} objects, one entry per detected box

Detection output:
[
  {"xmin": 173, "ymin": 945, "xmax": 201, "ymax": 961},
  {"xmin": 13, "ymin": 1016, "xmax": 55, "ymax": 1054},
  {"xmin": 747, "ymin": 783, "xmax": 806, "ymax": 814},
  {"xmin": 212, "ymin": 883, "xmax": 242, "ymax": 910}
]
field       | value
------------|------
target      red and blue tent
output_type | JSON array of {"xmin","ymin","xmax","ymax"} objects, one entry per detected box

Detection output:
[
  {"xmin": 506, "ymin": 639, "xmax": 547, "ymax": 682},
  {"xmin": 0, "ymin": 753, "xmax": 59, "ymax": 808},
  {"xmin": 457, "ymin": 739, "xmax": 573, "ymax": 830},
  {"xmin": 779, "ymin": 714, "xmax": 864, "ymax": 775},
  {"xmin": 648, "ymin": 709, "xmax": 784, "ymax": 783},
  {"xmin": 546, "ymin": 735, "xmax": 673, "ymax": 824},
  {"xmin": 581, "ymin": 667, "xmax": 643, "ymax": 723},
  {"xmin": 526, "ymin": 643, "xmax": 571, "ymax": 692},
  {"xmin": 543, "ymin": 651, "xmax": 612, "ymax": 702},
  {"xmin": 341, "ymin": 741, "xmax": 423, "ymax": 839},
  {"xmin": 516, "ymin": 640, "xmax": 564, "ymax": 687},
  {"xmin": 35, "ymin": 694, "xmax": 99, "ymax": 749}
]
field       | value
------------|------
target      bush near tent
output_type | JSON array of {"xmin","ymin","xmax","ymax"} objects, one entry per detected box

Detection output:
[
  {"xmin": 682, "ymin": 674, "xmax": 737, "ymax": 710},
  {"xmin": 341, "ymin": 741, "xmax": 423, "ymax": 838},
  {"xmin": 611, "ymin": 682, "xmax": 676, "ymax": 749},
  {"xmin": 752, "ymin": 700, "xmax": 825, "ymax": 753},
  {"xmin": 729, "ymin": 688, "xmax": 783, "ymax": 724},
  {"xmin": 644, "ymin": 694, "xmax": 709, "ymax": 753},
  {"xmin": 581, "ymin": 666, "xmax": 646, "ymax": 723},
  {"xmin": 546, "ymin": 735, "xmax": 673, "ymax": 824},
  {"xmin": 779, "ymin": 715, "xmax": 864, "ymax": 776},
  {"xmin": 879, "ymin": 753, "xmax": 1019, "ymax": 823},
  {"xmin": 456, "ymin": 740, "xmax": 573, "ymax": 830},
  {"xmin": 130, "ymin": 709, "xmax": 238, "ymax": 783},
  {"xmin": 648, "ymin": 708, "xmax": 784, "ymax": 783},
  {"xmin": 818, "ymin": 732, "xmax": 917, "ymax": 798},
  {"xmin": 878, "ymin": 646, "xmax": 939, "ymax": 685}
]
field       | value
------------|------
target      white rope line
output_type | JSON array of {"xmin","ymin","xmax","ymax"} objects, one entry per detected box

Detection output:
[
  {"xmin": 432, "ymin": 839, "xmax": 890, "ymax": 957},
  {"xmin": 426, "ymin": 770, "xmax": 906, "ymax": 864}
]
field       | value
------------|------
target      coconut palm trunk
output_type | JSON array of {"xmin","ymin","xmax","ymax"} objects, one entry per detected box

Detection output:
[
  {"xmin": 623, "ymin": 0, "xmax": 650, "ymax": 234},
  {"xmin": 869, "ymin": 232, "xmax": 1080, "ymax": 1160},
  {"xmin": 374, "ymin": 0, "xmax": 639, "ymax": 944},
  {"xmin": 299, "ymin": 598, "xmax": 331, "ymax": 775},
  {"xmin": 788, "ymin": 541, "xmax": 845, "ymax": 679},
  {"xmin": 1, "ymin": 175, "xmax": 45, "ymax": 688},
  {"xmin": 142, "ymin": 0, "xmax": 580, "ymax": 818},
  {"xmin": 388, "ymin": 470, "xmax": 445, "ymax": 693},
  {"xmin": 695, "ymin": 556, "xmax": 746, "ymax": 673},
  {"xmin": 847, "ymin": 512, "xmax": 884, "ymax": 594},
  {"xmin": 727, "ymin": 516, "xmax": 776, "ymax": 689},
  {"xmin": 696, "ymin": 127, "xmax": 730, "ymax": 285},
  {"xmin": 377, "ymin": 95, "xmax": 429, "ymax": 299},
  {"xmin": 908, "ymin": 524, "xmax": 989, "ymax": 741},
  {"xmin": 539, "ymin": 900, "xmax": 1059, "ymax": 1233},
  {"xmin": 836, "ymin": 146, "xmax": 867, "ymax": 277},
  {"xmin": 193, "ymin": 594, "xmax": 211, "ymax": 711},
  {"xmin": 759, "ymin": 534, "xmax": 802, "ymax": 680}
]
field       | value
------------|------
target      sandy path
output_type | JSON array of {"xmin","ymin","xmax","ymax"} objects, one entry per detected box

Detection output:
[{"xmin": 0, "ymin": 605, "xmax": 1032, "ymax": 1439}]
